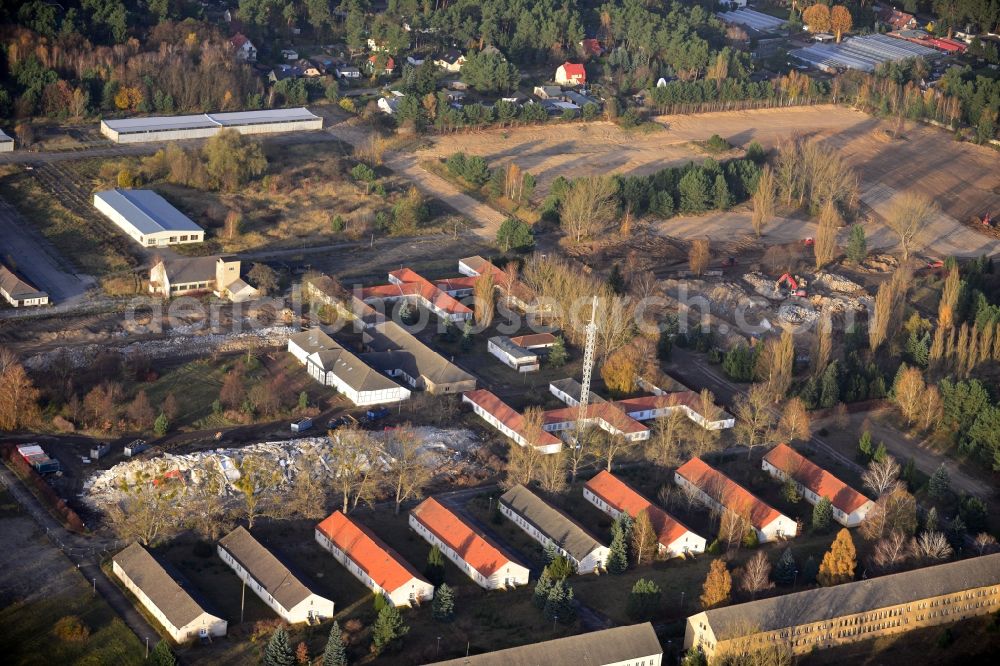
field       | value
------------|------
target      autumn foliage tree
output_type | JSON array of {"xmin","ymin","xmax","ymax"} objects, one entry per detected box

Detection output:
[
  {"xmin": 803, "ymin": 4, "xmax": 832, "ymax": 33},
  {"xmin": 473, "ymin": 272, "xmax": 496, "ymax": 327},
  {"xmin": 700, "ymin": 559, "xmax": 732, "ymax": 609},
  {"xmin": 818, "ymin": 528, "xmax": 857, "ymax": 586},
  {"xmin": 751, "ymin": 166, "xmax": 776, "ymax": 237},
  {"xmin": 830, "ymin": 6, "xmax": 853, "ymax": 43},
  {"xmin": 600, "ymin": 343, "xmax": 642, "ymax": 394},
  {"xmin": 0, "ymin": 348, "xmax": 40, "ymax": 431}
]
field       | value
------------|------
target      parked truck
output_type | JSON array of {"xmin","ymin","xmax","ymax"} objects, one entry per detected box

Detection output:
[
  {"xmin": 291, "ymin": 417, "xmax": 313, "ymax": 433},
  {"xmin": 124, "ymin": 439, "xmax": 149, "ymax": 457}
]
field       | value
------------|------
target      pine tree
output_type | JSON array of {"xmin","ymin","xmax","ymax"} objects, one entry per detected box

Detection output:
[
  {"xmin": 607, "ymin": 514, "xmax": 632, "ymax": 574},
  {"xmin": 425, "ymin": 545, "xmax": 445, "ymax": 587},
  {"xmin": 543, "ymin": 579, "xmax": 575, "ymax": 623},
  {"xmin": 533, "ymin": 569, "xmax": 554, "ymax": 608},
  {"xmin": 371, "ymin": 603, "xmax": 409, "ymax": 655},
  {"xmin": 700, "ymin": 559, "xmax": 732, "ymax": 609},
  {"xmin": 925, "ymin": 506, "xmax": 939, "ymax": 532},
  {"xmin": 626, "ymin": 578, "xmax": 662, "ymax": 620},
  {"xmin": 774, "ymin": 547, "xmax": 797, "ymax": 586},
  {"xmin": 817, "ymin": 528, "xmax": 856, "ymax": 587},
  {"xmin": 929, "ymin": 464, "xmax": 951, "ymax": 499},
  {"xmin": 149, "ymin": 641, "xmax": 177, "ymax": 666},
  {"xmin": 858, "ymin": 431, "xmax": 874, "ymax": 461},
  {"xmin": 819, "ymin": 363, "xmax": 840, "ymax": 408},
  {"xmin": 548, "ymin": 336, "xmax": 568, "ymax": 367},
  {"xmin": 872, "ymin": 441, "xmax": 888, "ymax": 463},
  {"xmin": 543, "ymin": 541, "xmax": 560, "ymax": 564},
  {"xmin": 607, "ymin": 264, "xmax": 626, "ymax": 294},
  {"xmin": 264, "ymin": 628, "xmax": 296, "ymax": 666},
  {"xmin": 812, "ymin": 497, "xmax": 833, "ymax": 532},
  {"xmin": 713, "ymin": 174, "xmax": 731, "ymax": 210},
  {"xmin": 846, "ymin": 223, "xmax": 867, "ymax": 264},
  {"xmin": 321, "ymin": 621, "xmax": 348, "ymax": 666},
  {"xmin": 153, "ymin": 412, "xmax": 169, "ymax": 436},
  {"xmin": 432, "ymin": 583, "xmax": 455, "ymax": 622}
]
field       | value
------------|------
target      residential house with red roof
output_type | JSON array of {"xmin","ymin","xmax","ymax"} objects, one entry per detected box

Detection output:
[
  {"xmin": 367, "ymin": 54, "xmax": 395, "ymax": 75},
  {"xmin": 230, "ymin": 33, "xmax": 257, "ymax": 62},
  {"xmin": 675, "ymin": 458, "xmax": 796, "ymax": 543},
  {"xmin": 409, "ymin": 498, "xmax": 530, "ymax": 589},
  {"xmin": 584, "ymin": 471, "xmax": 706, "ymax": 558},
  {"xmin": 457, "ymin": 256, "xmax": 543, "ymax": 314},
  {"xmin": 763, "ymin": 444, "xmax": 873, "ymax": 527},
  {"xmin": 555, "ymin": 62, "xmax": 586, "ymax": 86},
  {"xmin": 315, "ymin": 511, "xmax": 434, "ymax": 606},
  {"xmin": 462, "ymin": 389, "xmax": 563, "ymax": 454},
  {"xmin": 542, "ymin": 402, "xmax": 650, "ymax": 441}
]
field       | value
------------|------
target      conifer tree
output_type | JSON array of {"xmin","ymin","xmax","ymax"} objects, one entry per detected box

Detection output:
[
  {"xmin": 626, "ymin": 578, "xmax": 662, "ymax": 620},
  {"xmin": 607, "ymin": 513, "xmax": 632, "ymax": 574},
  {"xmin": 812, "ymin": 497, "xmax": 833, "ymax": 532},
  {"xmin": 929, "ymin": 464, "xmax": 950, "ymax": 499},
  {"xmin": 264, "ymin": 628, "xmax": 296, "ymax": 666},
  {"xmin": 371, "ymin": 603, "xmax": 409, "ymax": 655},
  {"xmin": 432, "ymin": 584, "xmax": 455, "ymax": 622},
  {"xmin": 774, "ymin": 547, "xmax": 797, "ymax": 586},
  {"xmin": 802, "ymin": 555, "xmax": 819, "ymax": 584},
  {"xmin": 321, "ymin": 621, "xmax": 348, "ymax": 666},
  {"xmin": 533, "ymin": 568, "xmax": 554, "ymax": 608},
  {"xmin": 149, "ymin": 641, "xmax": 177, "ymax": 666},
  {"xmin": 425, "ymin": 545, "xmax": 445, "ymax": 587},
  {"xmin": 858, "ymin": 431, "xmax": 874, "ymax": 460},
  {"xmin": 818, "ymin": 528, "xmax": 856, "ymax": 586}
]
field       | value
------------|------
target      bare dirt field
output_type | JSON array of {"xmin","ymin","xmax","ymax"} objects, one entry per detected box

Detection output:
[{"xmin": 418, "ymin": 106, "xmax": 1000, "ymax": 256}]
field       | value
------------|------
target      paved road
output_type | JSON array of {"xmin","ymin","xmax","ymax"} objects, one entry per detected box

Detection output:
[
  {"xmin": 0, "ymin": 466, "xmax": 159, "ymax": 649},
  {"xmin": 0, "ymin": 197, "xmax": 95, "ymax": 303}
]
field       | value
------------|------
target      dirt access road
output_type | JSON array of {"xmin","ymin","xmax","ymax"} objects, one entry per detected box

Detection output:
[{"xmin": 418, "ymin": 105, "xmax": 1000, "ymax": 257}]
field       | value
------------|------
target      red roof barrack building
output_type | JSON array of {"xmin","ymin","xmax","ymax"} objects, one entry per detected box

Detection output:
[
  {"xmin": 555, "ymin": 62, "xmax": 586, "ymax": 86},
  {"xmin": 585, "ymin": 471, "xmax": 706, "ymax": 558},
  {"xmin": 409, "ymin": 498, "xmax": 530, "ymax": 589},
  {"xmin": 463, "ymin": 389, "xmax": 563, "ymax": 453},
  {"xmin": 315, "ymin": 511, "xmax": 434, "ymax": 606},
  {"xmin": 763, "ymin": 444, "xmax": 873, "ymax": 527},
  {"xmin": 675, "ymin": 457, "xmax": 796, "ymax": 543}
]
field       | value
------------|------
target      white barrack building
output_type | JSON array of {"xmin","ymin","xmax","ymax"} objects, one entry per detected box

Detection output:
[
  {"xmin": 99, "ymin": 107, "xmax": 323, "ymax": 143},
  {"xmin": 94, "ymin": 189, "xmax": 204, "ymax": 247}
]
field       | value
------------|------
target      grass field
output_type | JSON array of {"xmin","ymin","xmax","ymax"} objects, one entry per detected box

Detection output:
[
  {"xmin": 0, "ymin": 165, "xmax": 134, "ymax": 275},
  {"xmin": 0, "ymin": 491, "xmax": 144, "ymax": 665}
]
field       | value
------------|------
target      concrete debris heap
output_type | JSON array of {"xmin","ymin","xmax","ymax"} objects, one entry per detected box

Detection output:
[
  {"xmin": 24, "ymin": 325, "xmax": 294, "ymax": 372},
  {"xmin": 83, "ymin": 427, "xmax": 481, "ymax": 511}
]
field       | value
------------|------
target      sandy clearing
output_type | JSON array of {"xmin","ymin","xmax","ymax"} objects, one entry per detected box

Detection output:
[{"xmin": 419, "ymin": 105, "xmax": 1000, "ymax": 257}]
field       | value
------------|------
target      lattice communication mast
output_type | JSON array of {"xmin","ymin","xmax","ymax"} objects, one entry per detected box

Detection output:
[{"xmin": 577, "ymin": 296, "xmax": 599, "ymax": 431}]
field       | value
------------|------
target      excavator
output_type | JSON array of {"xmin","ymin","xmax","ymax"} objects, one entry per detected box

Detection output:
[{"xmin": 776, "ymin": 273, "xmax": 808, "ymax": 297}]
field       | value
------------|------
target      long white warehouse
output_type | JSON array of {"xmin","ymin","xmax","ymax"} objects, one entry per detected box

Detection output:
[
  {"xmin": 99, "ymin": 107, "xmax": 323, "ymax": 143},
  {"xmin": 94, "ymin": 189, "xmax": 204, "ymax": 248}
]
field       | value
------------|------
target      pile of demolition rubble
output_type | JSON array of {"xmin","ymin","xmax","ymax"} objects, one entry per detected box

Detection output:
[
  {"xmin": 25, "ymin": 325, "xmax": 295, "ymax": 371},
  {"xmin": 84, "ymin": 427, "xmax": 482, "ymax": 511},
  {"xmin": 742, "ymin": 272, "xmax": 784, "ymax": 299}
]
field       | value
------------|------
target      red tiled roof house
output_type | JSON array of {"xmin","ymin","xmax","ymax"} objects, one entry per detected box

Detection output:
[
  {"xmin": 315, "ymin": 511, "xmax": 434, "ymax": 606},
  {"xmin": 584, "ymin": 471, "xmax": 706, "ymax": 558},
  {"xmin": 763, "ymin": 444, "xmax": 873, "ymax": 527},
  {"xmin": 555, "ymin": 62, "xmax": 586, "ymax": 86},
  {"xmin": 675, "ymin": 458, "xmax": 796, "ymax": 543},
  {"xmin": 409, "ymin": 498, "xmax": 530, "ymax": 589}
]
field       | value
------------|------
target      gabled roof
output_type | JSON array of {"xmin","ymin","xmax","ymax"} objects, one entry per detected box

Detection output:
[
  {"xmin": 113, "ymin": 543, "xmax": 217, "ymax": 630},
  {"xmin": 558, "ymin": 62, "xmax": 586, "ymax": 78},
  {"xmin": 585, "ymin": 471, "xmax": 696, "ymax": 547},
  {"xmin": 157, "ymin": 255, "xmax": 225, "ymax": 285},
  {"xmin": 543, "ymin": 403, "xmax": 648, "ymax": 436},
  {"xmin": 0, "ymin": 264, "xmax": 46, "ymax": 300},
  {"xmin": 699, "ymin": 553, "xmax": 1000, "ymax": 642},
  {"xmin": 410, "ymin": 498, "xmax": 523, "ymax": 578},
  {"xmin": 675, "ymin": 458, "xmax": 783, "ymax": 529},
  {"xmin": 488, "ymin": 336, "xmax": 537, "ymax": 361},
  {"xmin": 428, "ymin": 622, "xmax": 662, "ymax": 666},
  {"xmin": 231, "ymin": 33, "xmax": 252, "ymax": 48},
  {"xmin": 316, "ymin": 512, "xmax": 428, "ymax": 593},
  {"xmin": 463, "ymin": 389, "xmax": 561, "ymax": 449},
  {"xmin": 218, "ymin": 527, "xmax": 317, "ymax": 611},
  {"xmin": 310, "ymin": 348, "xmax": 403, "ymax": 394},
  {"xmin": 764, "ymin": 444, "xmax": 871, "ymax": 514},
  {"xmin": 289, "ymin": 328, "xmax": 337, "ymax": 355},
  {"xmin": 500, "ymin": 485, "xmax": 606, "ymax": 562},
  {"xmin": 362, "ymin": 320, "xmax": 475, "ymax": 387}
]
